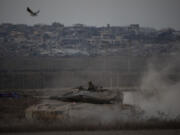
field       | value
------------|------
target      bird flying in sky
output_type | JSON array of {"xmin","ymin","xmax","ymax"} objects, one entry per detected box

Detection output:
[{"xmin": 27, "ymin": 7, "xmax": 40, "ymax": 16}]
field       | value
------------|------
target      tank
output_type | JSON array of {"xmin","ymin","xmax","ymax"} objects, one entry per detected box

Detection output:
[
  {"xmin": 25, "ymin": 82, "xmax": 142, "ymax": 128},
  {"xmin": 49, "ymin": 88, "xmax": 123, "ymax": 104}
]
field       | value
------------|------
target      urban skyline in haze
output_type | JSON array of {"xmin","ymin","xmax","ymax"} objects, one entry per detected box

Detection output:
[{"xmin": 0, "ymin": 0, "xmax": 180, "ymax": 30}]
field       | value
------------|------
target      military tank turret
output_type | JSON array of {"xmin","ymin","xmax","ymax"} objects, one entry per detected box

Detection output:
[{"xmin": 50, "ymin": 81, "xmax": 123, "ymax": 104}]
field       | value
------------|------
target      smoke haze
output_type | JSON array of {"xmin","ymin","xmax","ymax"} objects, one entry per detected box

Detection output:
[{"xmin": 125, "ymin": 56, "xmax": 180, "ymax": 119}]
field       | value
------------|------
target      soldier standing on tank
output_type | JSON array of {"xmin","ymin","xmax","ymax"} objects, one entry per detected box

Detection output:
[{"xmin": 88, "ymin": 81, "xmax": 96, "ymax": 91}]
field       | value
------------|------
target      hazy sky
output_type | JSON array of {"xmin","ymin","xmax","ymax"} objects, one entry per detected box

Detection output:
[{"xmin": 0, "ymin": 0, "xmax": 180, "ymax": 29}]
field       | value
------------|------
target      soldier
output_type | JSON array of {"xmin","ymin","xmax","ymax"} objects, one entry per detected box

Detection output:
[{"xmin": 88, "ymin": 81, "xmax": 96, "ymax": 91}]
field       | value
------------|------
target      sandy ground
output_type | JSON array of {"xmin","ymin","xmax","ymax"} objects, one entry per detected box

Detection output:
[
  {"xmin": 0, "ymin": 89, "xmax": 180, "ymax": 132},
  {"xmin": 1, "ymin": 130, "xmax": 180, "ymax": 135},
  {"xmin": 0, "ymin": 89, "xmax": 40, "ymax": 127}
]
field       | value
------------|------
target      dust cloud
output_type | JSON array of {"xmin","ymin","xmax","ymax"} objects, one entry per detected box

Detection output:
[{"xmin": 124, "ymin": 56, "xmax": 180, "ymax": 120}]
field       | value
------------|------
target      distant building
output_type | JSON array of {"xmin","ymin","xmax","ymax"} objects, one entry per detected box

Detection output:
[
  {"xmin": 107, "ymin": 24, "xmax": 110, "ymax": 29},
  {"xmin": 52, "ymin": 22, "xmax": 64, "ymax": 28},
  {"xmin": 128, "ymin": 24, "xmax": 140, "ymax": 34},
  {"xmin": 129, "ymin": 24, "xmax": 139, "ymax": 31},
  {"xmin": 73, "ymin": 24, "xmax": 84, "ymax": 28}
]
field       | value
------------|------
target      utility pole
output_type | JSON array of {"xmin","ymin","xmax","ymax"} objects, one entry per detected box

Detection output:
[{"xmin": 128, "ymin": 39, "xmax": 131, "ymax": 73}]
